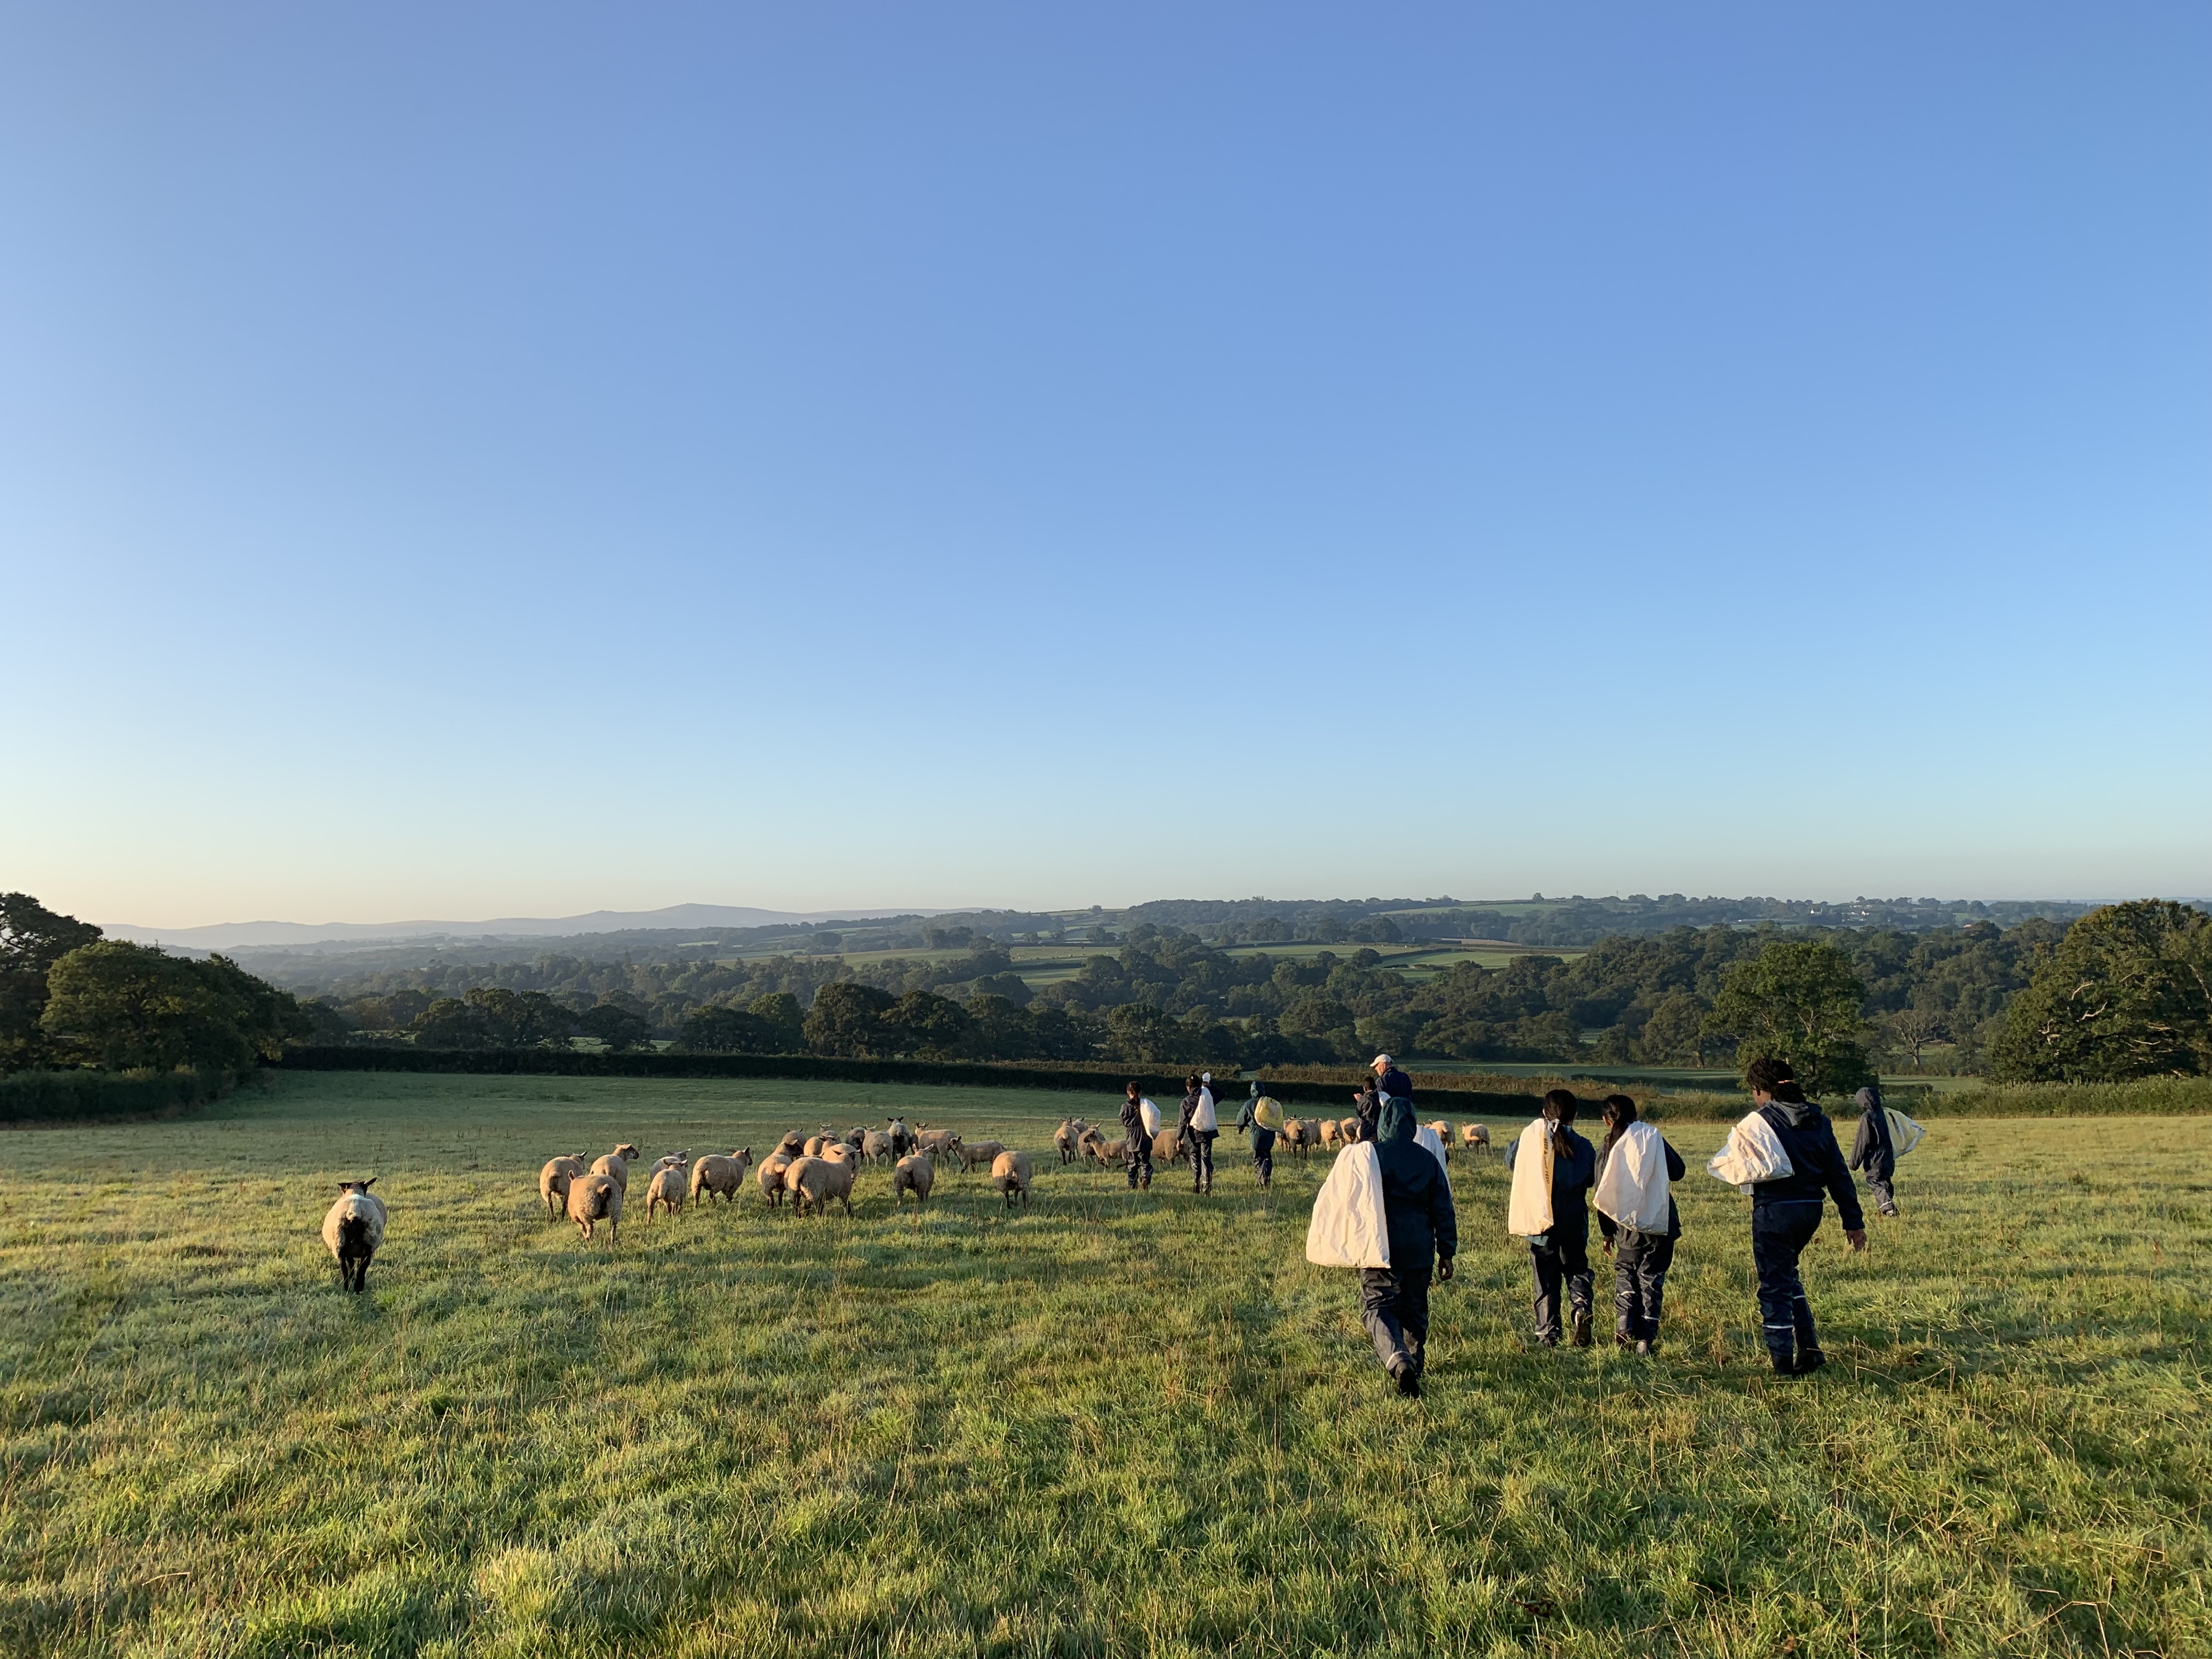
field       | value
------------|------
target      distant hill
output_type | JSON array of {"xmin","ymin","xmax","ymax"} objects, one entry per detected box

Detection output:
[{"xmin": 100, "ymin": 903, "xmax": 947, "ymax": 950}]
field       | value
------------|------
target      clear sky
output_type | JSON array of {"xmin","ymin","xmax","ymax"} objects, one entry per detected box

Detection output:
[{"xmin": 4, "ymin": 3, "xmax": 2207, "ymax": 929}]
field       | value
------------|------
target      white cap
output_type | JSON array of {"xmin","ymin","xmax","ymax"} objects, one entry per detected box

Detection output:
[
  {"xmin": 1200, "ymin": 1071, "xmax": 1211, "ymax": 1083},
  {"xmin": 1372, "ymin": 1053, "xmax": 1393, "ymax": 1069}
]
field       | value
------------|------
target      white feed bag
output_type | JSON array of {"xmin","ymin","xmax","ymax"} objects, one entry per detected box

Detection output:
[
  {"xmin": 1305, "ymin": 1142, "xmax": 1391, "ymax": 1269},
  {"xmin": 1593, "ymin": 1120, "xmax": 1673, "ymax": 1235},
  {"xmin": 1507, "ymin": 1120, "xmax": 1555, "ymax": 1238},
  {"xmin": 1138, "ymin": 1098, "xmax": 1161, "ymax": 1136},
  {"xmin": 1885, "ymin": 1107, "xmax": 1926, "ymax": 1157},
  {"xmin": 1413, "ymin": 1124, "xmax": 1452, "ymax": 1192},
  {"xmin": 1707, "ymin": 1111, "xmax": 1795, "ymax": 1194}
]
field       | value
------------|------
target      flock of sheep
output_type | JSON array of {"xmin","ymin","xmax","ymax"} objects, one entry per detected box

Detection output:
[{"xmin": 318, "ymin": 1107, "xmax": 1498, "ymax": 1288}]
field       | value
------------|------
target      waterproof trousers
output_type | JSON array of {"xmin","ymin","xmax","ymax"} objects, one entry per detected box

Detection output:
[
  {"xmin": 1126, "ymin": 1137, "xmax": 1152, "ymax": 1190},
  {"xmin": 1611, "ymin": 1231, "xmax": 1675, "ymax": 1342},
  {"xmin": 1529, "ymin": 1236, "xmax": 1593, "ymax": 1342},
  {"xmin": 1187, "ymin": 1128, "xmax": 1217, "ymax": 1192},
  {"xmin": 1249, "ymin": 1127, "xmax": 1274, "ymax": 1187},
  {"xmin": 1751, "ymin": 1199, "xmax": 1824, "ymax": 1371},
  {"xmin": 1359, "ymin": 1266, "xmax": 1431, "ymax": 1378}
]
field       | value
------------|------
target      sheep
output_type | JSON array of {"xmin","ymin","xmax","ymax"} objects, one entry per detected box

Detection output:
[
  {"xmin": 1277, "ymin": 1118, "xmax": 1310, "ymax": 1156},
  {"xmin": 1426, "ymin": 1121, "xmax": 1453, "ymax": 1159},
  {"xmin": 591, "ymin": 1143, "xmax": 643, "ymax": 1194},
  {"xmin": 784, "ymin": 1155, "xmax": 853, "ymax": 1218},
  {"xmin": 845, "ymin": 1125, "xmax": 868, "ymax": 1150},
  {"xmin": 913, "ymin": 1126, "xmax": 962, "ymax": 1161},
  {"xmin": 690, "ymin": 1148, "xmax": 753, "ymax": 1205},
  {"xmin": 861, "ymin": 1129, "xmax": 896, "ymax": 1166},
  {"xmin": 955, "ymin": 1138, "xmax": 1007, "ymax": 1174},
  {"xmin": 1075, "ymin": 1127, "xmax": 1108, "ymax": 1165},
  {"xmin": 757, "ymin": 1148, "xmax": 797, "ymax": 1207},
  {"xmin": 645, "ymin": 1155, "xmax": 690, "ymax": 1220},
  {"xmin": 1338, "ymin": 1116, "xmax": 1360, "ymax": 1145},
  {"xmin": 1319, "ymin": 1119, "xmax": 1344, "ymax": 1151},
  {"xmin": 568, "ymin": 1170, "xmax": 622, "ymax": 1243},
  {"xmin": 320, "ymin": 1178, "xmax": 386, "ymax": 1293},
  {"xmin": 1052, "ymin": 1118, "xmax": 1090, "ymax": 1165},
  {"xmin": 802, "ymin": 1133, "xmax": 832, "ymax": 1159},
  {"xmin": 889, "ymin": 1151, "xmax": 934, "ymax": 1207},
  {"xmin": 1093, "ymin": 1136, "xmax": 1130, "ymax": 1166},
  {"xmin": 539, "ymin": 1154, "xmax": 587, "ymax": 1221},
  {"xmin": 777, "ymin": 1131, "xmax": 806, "ymax": 1157},
  {"xmin": 1462, "ymin": 1122, "xmax": 1491, "ymax": 1154},
  {"xmin": 991, "ymin": 1150, "xmax": 1034, "ymax": 1209},
  {"xmin": 1151, "ymin": 1128, "xmax": 1184, "ymax": 1167},
  {"xmin": 887, "ymin": 1118, "xmax": 916, "ymax": 1157}
]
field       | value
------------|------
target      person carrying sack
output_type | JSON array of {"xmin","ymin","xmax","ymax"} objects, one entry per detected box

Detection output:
[
  {"xmin": 1739, "ymin": 1058, "xmax": 1866, "ymax": 1377},
  {"xmin": 1119, "ymin": 1082, "xmax": 1153, "ymax": 1192},
  {"xmin": 1180, "ymin": 1072, "xmax": 1220, "ymax": 1195},
  {"xmin": 1505, "ymin": 1090, "xmax": 1598, "ymax": 1347},
  {"xmin": 1361, "ymin": 1096, "xmax": 1457, "ymax": 1396},
  {"xmin": 1848, "ymin": 1085, "xmax": 1901, "ymax": 1217},
  {"xmin": 1592, "ymin": 1094, "xmax": 1684, "ymax": 1356},
  {"xmin": 1238, "ymin": 1081, "xmax": 1277, "ymax": 1189}
]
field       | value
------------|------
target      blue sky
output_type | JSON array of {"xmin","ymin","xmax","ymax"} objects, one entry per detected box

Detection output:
[{"xmin": 3, "ymin": 3, "xmax": 2207, "ymax": 928}]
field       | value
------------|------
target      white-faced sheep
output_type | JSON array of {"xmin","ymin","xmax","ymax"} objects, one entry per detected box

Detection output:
[
  {"xmin": 645, "ymin": 1155, "xmax": 690, "ymax": 1220},
  {"xmin": 591, "ymin": 1143, "xmax": 643, "ymax": 1193},
  {"xmin": 1318, "ymin": 1119, "xmax": 1344, "ymax": 1151},
  {"xmin": 955, "ymin": 1138, "xmax": 1007, "ymax": 1174},
  {"xmin": 568, "ymin": 1170, "xmax": 622, "ymax": 1243},
  {"xmin": 889, "ymin": 1151, "xmax": 934, "ymax": 1207},
  {"xmin": 539, "ymin": 1155, "xmax": 586, "ymax": 1221},
  {"xmin": 757, "ymin": 1148, "xmax": 797, "ymax": 1207},
  {"xmin": 321, "ymin": 1178, "xmax": 386, "ymax": 1293},
  {"xmin": 784, "ymin": 1155, "xmax": 853, "ymax": 1218},
  {"xmin": 689, "ymin": 1149, "xmax": 753, "ymax": 1205},
  {"xmin": 991, "ymin": 1149, "xmax": 1034, "ymax": 1208}
]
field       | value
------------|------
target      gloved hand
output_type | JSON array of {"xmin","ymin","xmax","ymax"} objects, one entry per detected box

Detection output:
[{"xmin": 1437, "ymin": 1255, "xmax": 1454, "ymax": 1282}]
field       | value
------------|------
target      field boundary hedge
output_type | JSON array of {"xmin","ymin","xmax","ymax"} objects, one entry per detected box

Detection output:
[
  {"xmin": 274, "ymin": 1046, "xmax": 1557, "ymax": 1114},
  {"xmin": 0, "ymin": 1068, "xmax": 233, "ymax": 1124}
]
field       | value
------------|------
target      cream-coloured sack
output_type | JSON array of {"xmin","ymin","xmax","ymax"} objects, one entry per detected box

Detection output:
[
  {"xmin": 1884, "ymin": 1107, "xmax": 1926, "ymax": 1156},
  {"xmin": 1507, "ymin": 1120, "xmax": 1554, "ymax": 1238},
  {"xmin": 1593, "ymin": 1119, "xmax": 1672, "ymax": 1234},
  {"xmin": 1414, "ymin": 1124, "xmax": 1452, "ymax": 1189},
  {"xmin": 1138, "ymin": 1098, "xmax": 1161, "ymax": 1136},
  {"xmin": 1707, "ymin": 1111, "xmax": 1794, "ymax": 1194},
  {"xmin": 1305, "ymin": 1142, "xmax": 1391, "ymax": 1269}
]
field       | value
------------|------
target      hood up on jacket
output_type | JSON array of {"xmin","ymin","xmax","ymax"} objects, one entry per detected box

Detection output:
[
  {"xmin": 1378, "ymin": 1096, "xmax": 1417, "ymax": 1146},
  {"xmin": 1854, "ymin": 1086, "xmax": 1883, "ymax": 1115}
]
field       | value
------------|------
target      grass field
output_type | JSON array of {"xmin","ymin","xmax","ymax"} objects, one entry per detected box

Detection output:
[{"xmin": 1, "ymin": 1075, "xmax": 2205, "ymax": 1657}]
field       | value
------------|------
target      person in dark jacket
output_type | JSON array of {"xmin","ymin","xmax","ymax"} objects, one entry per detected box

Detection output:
[
  {"xmin": 1352, "ymin": 1081, "xmax": 1382, "ymax": 1144},
  {"xmin": 1362, "ymin": 1096, "xmax": 1458, "ymax": 1397},
  {"xmin": 1593, "ymin": 1094, "xmax": 1685, "ymax": 1356},
  {"xmin": 1237, "ymin": 1082, "xmax": 1275, "ymax": 1189},
  {"xmin": 1119, "ymin": 1082, "xmax": 1152, "ymax": 1192},
  {"xmin": 1848, "ymin": 1085, "xmax": 1900, "ymax": 1217},
  {"xmin": 1371, "ymin": 1053, "xmax": 1414, "ymax": 1106},
  {"xmin": 1504, "ymin": 1089, "xmax": 1599, "ymax": 1347},
  {"xmin": 1178, "ymin": 1073, "xmax": 1219, "ymax": 1195},
  {"xmin": 1743, "ymin": 1058, "xmax": 1866, "ymax": 1376}
]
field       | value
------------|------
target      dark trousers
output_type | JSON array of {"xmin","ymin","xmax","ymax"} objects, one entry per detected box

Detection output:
[
  {"xmin": 1612, "ymin": 1231, "xmax": 1675, "ymax": 1342},
  {"xmin": 1863, "ymin": 1156, "xmax": 1898, "ymax": 1215},
  {"xmin": 1126, "ymin": 1136, "xmax": 1152, "ymax": 1189},
  {"xmin": 1752, "ymin": 1200, "xmax": 1824, "ymax": 1369},
  {"xmin": 1250, "ymin": 1130, "xmax": 1274, "ymax": 1187},
  {"xmin": 1187, "ymin": 1128, "xmax": 1216, "ymax": 1189},
  {"xmin": 1529, "ymin": 1235, "xmax": 1593, "ymax": 1341},
  {"xmin": 1359, "ymin": 1266, "xmax": 1432, "ymax": 1376}
]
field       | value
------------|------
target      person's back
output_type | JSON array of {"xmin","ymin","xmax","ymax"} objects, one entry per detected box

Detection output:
[
  {"xmin": 1848, "ymin": 1085, "xmax": 1900, "ymax": 1217},
  {"xmin": 1374, "ymin": 1128, "xmax": 1457, "ymax": 1268},
  {"xmin": 1505, "ymin": 1090, "xmax": 1599, "ymax": 1347},
  {"xmin": 1740, "ymin": 1060, "xmax": 1865, "ymax": 1376},
  {"xmin": 1356, "ymin": 1098, "xmax": 1458, "ymax": 1396},
  {"xmin": 1751, "ymin": 1098, "xmax": 1858, "ymax": 1214}
]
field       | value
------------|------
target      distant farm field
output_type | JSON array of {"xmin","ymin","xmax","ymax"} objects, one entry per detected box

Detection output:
[{"xmin": 1, "ymin": 1075, "xmax": 2205, "ymax": 1657}]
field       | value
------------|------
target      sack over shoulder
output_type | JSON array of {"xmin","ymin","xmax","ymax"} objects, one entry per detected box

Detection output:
[
  {"xmin": 1305, "ymin": 1142, "xmax": 1391, "ymax": 1269},
  {"xmin": 1885, "ymin": 1107, "xmax": 1926, "ymax": 1157},
  {"xmin": 1506, "ymin": 1120, "xmax": 1554, "ymax": 1238},
  {"xmin": 1706, "ymin": 1111, "xmax": 1794, "ymax": 1194}
]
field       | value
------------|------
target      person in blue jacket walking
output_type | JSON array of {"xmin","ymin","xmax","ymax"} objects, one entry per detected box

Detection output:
[
  {"xmin": 1743, "ymin": 1057, "xmax": 1866, "ymax": 1376},
  {"xmin": 1504, "ymin": 1090, "xmax": 1598, "ymax": 1347}
]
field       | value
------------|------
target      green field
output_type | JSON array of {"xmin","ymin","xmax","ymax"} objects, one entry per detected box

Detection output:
[{"xmin": 1, "ymin": 1075, "xmax": 2205, "ymax": 1657}]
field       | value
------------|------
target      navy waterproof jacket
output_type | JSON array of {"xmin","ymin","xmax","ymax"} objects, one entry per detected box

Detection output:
[
  {"xmin": 1376, "ymin": 1066, "xmax": 1414, "ymax": 1104},
  {"xmin": 1751, "ymin": 1100, "xmax": 1866, "ymax": 1229},
  {"xmin": 1848, "ymin": 1088, "xmax": 1895, "ymax": 1182},
  {"xmin": 1504, "ymin": 1125, "xmax": 1598, "ymax": 1245},
  {"xmin": 1374, "ymin": 1099, "xmax": 1457, "ymax": 1272}
]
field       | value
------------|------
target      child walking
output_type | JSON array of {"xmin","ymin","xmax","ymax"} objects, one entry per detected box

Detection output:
[
  {"xmin": 1848, "ymin": 1085, "xmax": 1901, "ymax": 1217},
  {"xmin": 1505, "ymin": 1090, "xmax": 1598, "ymax": 1347},
  {"xmin": 1592, "ymin": 1094, "xmax": 1685, "ymax": 1356}
]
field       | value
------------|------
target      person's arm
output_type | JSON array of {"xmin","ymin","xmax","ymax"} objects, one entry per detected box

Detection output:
[
  {"xmin": 1429, "ymin": 1160, "xmax": 1458, "ymax": 1273},
  {"xmin": 1663, "ymin": 1139, "xmax": 1686, "ymax": 1182},
  {"xmin": 1820, "ymin": 1121, "xmax": 1867, "ymax": 1240},
  {"xmin": 1847, "ymin": 1116, "xmax": 1870, "ymax": 1171}
]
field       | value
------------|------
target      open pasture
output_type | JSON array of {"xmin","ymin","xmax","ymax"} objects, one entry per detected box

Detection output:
[{"xmin": 1, "ymin": 1075, "xmax": 2206, "ymax": 1657}]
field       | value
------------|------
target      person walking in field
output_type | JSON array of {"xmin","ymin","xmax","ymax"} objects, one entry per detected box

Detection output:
[
  {"xmin": 1120, "ymin": 1082, "xmax": 1153, "ymax": 1191},
  {"xmin": 1504, "ymin": 1090, "xmax": 1598, "ymax": 1347},
  {"xmin": 1362, "ymin": 1095, "xmax": 1458, "ymax": 1397},
  {"xmin": 1372, "ymin": 1052, "xmax": 1413, "ymax": 1105},
  {"xmin": 1237, "ymin": 1082, "xmax": 1277, "ymax": 1189},
  {"xmin": 1848, "ymin": 1085, "xmax": 1901, "ymax": 1217},
  {"xmin": 1592, "ymin": 1094, "xmax": 1684, "ymax": 1356},
  {"xmin": 1741, "ymin": 1058, "xmax": 1866, "ymax": 1377},
  {"xmin": 1180, "ymin": 1072, "xmax": 1219, "ymax": 1194}
]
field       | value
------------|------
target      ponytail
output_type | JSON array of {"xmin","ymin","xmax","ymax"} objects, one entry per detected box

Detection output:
[{"xmin": 1599, "ymin": 1093, "xmax": 1638, "ymax": 1159}]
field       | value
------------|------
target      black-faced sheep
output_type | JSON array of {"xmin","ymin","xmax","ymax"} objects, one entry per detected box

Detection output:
[
  {"xmin": 991, "ymin": 1150, "xmax": 1033, "ymax": 1209},
  {"xmin": 887, "ymin": 1118, "xmax": 916, "ymax": 1157},
  {"xmin": 568, "ymin": 1170, "xmax": 622, "ymax": 1243},
  {"xmin": 689, "ymin": 1149, "xmax": 753, "ymax": 1204},
  {"xmin": 889, "ymin": 1152, "xmax": 934, "ymax": 1207},
  {"xmin": 321, "ymin": 1178, "xmax": 385, "ymax": 1293},
  {"xmin": 539, "ymin": 1155, "xmax": 586, "ymax": 1220}
]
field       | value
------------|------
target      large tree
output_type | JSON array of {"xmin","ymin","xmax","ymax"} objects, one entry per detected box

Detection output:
[
  {"xmin": 1704, "ymin": 939, "xmax": 1874, "ymax": 1096},
  {"xmin": 1988, "ymin": 900, "xmax": 2212, "ymax": 1082},
  {"xmin": 801, "ymin": 982, "xmax": 896, "ymax": 1057},
  {"xmin": 41, "ymin": 941, "xmax": 306, "ymax": 1070},
  {"xmin": 0, "ymin": 893, "xmax": 104, "ymax": 1070}
]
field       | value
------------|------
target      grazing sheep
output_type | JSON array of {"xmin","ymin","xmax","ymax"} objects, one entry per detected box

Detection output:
[
  {"xmin": 1319, "ymin": 1119, "xmax": 1344, "ymax": 1151},
  {"xmin": 690, "ymin": 1149, "xmax": 753, "ymax": 1204},
  {"xmin": 861, "ymin": 1129, "xmax": 895, "ymax": 1166},
  {"xmin": 1075, "ymin": 1127, "xmax": 1107, "ymax": 1165},
  {"xmin": 1462, "ymin": 1122, "xmax": 1491, "ymax": 1154},
  {"xmin": 889, "ymin": 1151, "xmax": 934, "ymax": 1207},
  {"xmin": 320, "ymin": 1178, "xmax": 386, "ymax": 1293},
  {"xmin": 1426, "ymin": 1121, "xmax": 1453, "ymax": 1159},
  {"xmin": 539, "ymin": 1155, "xmax": 586, "ymax": 1220},
  {"xmin": 591, "ymin": 1143, "xmax": 643, "ymax": 1194},
  {"xmin": 784, "ymin": 1155, "xmax": 853, "ymax": 1218},
  {"xmin": 887, "ymin": 1118, "xmax": 916, "ymax": 1157},
  {"xmin": 955, "ymin": 1138, "xmax": 1007, "ymax": 1174},
  {"xmin": 991, "ymin": 1150, "xmax": 1034, "ymax": 1209},
  {"xmin": 1093, "ymin": 1135, "xmax": 1130, "ymax": 1166},
  {"xmin": 568, "ymin": 1171, "xmax": 622, "ymax": 1243},
  {"xmin": 913, "ymin": 1126, "xmax": 962, "ymax": 1160},
  {"xmin": 1053, "ymin": 1118, "xmax": 1090, "ymax": 1165},
  {"xmin": 757, "ymin": 1149, "xmax": 797, "ymax": 1207},
  {"xmin": 1338, "ymin": 1116, "xmax": 1360, "ymax": 1145},
  {"xmin": 1152, "ymin": 1128, "xmax": 1184, "ymax": 1167},
  {"xmin": 645, "ymin": 1156, "xmax": 690, "ymax": 1220}
]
